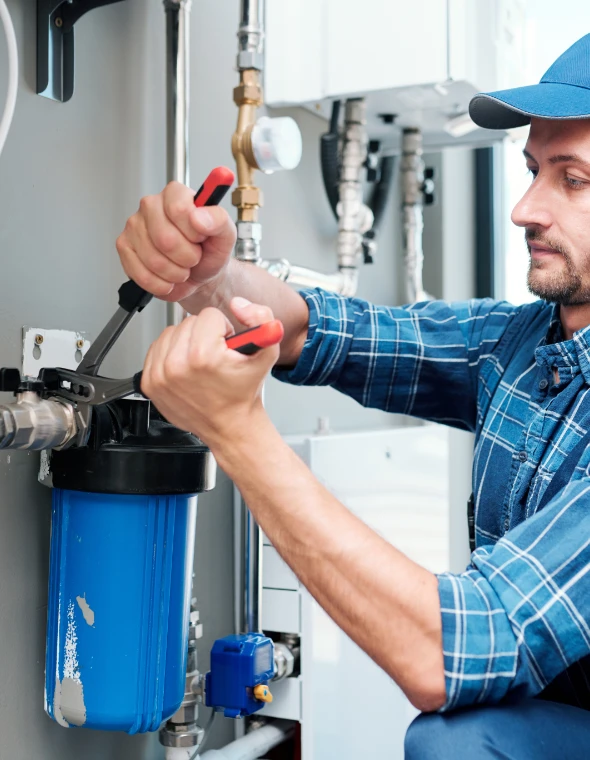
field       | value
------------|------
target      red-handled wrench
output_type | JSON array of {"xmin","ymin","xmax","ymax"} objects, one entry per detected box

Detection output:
[
  {"xmin": 46, "ymin": 166, "xmax": 283, "ymax": 406},
  {"xmin": 129, "ymin": 320, "xmax": 285, "ymax": 396},
  {"xmin": 194, "ymin": 166, "xmax": 235, "ymax": 207},
  {"xmin": 226, "ymin": 320, "xmax": 285, "ymax": 355},
  {"xmin": 45, "ymin": 318, "xmax": 285, "ymax": 407}
]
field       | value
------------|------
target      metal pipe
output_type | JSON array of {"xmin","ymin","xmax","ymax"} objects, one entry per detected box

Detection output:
[
  {"xmin": 234, "ymin": 487, "xmax": 263, "ymax": 635},
  {"xmin": 243, "ymin": 506, "xmax": 262, "ymax": 633},
  {"xmin": 231, "ymin": 0, "xmax": 267, "ymax": 640},
  {"xmin": 164, "ymin": 0, "xmax": 192, "ymax": 326},
  {"xmin": 160, "ymin": 9, "xmax": 202, "ymax": 755},
  {"xmin": 238, "ymin": 0, "xmax": 264, "ymax": 70},
  {"xmin": 401, "ymin": 128, "xmax": 430, "ymax": 303},
  {"xmin": 260, "ymin": 260, "xmax": 359, "ymax": 297},
  {"xmin": 0, "ymin": 393, "xmax": 76, "ymax": 450},
  {"xmin": 255, "ymin": 99, "xmax": 368, "ymax": 296}
]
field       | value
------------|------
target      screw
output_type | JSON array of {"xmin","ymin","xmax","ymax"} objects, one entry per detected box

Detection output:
[
  {"xmin": 76, "ymin": 339, "xmax": 84, "ymax": 349},
  {"xmin": 55, "ymin": 17, "xmax": 63, "ymax": 28},
  {"xmin": 35, "ymin": 334, "xmax": 44, "ymax": 346}
]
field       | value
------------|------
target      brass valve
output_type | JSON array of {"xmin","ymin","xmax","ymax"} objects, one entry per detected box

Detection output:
[{"xmin": 232, "ymin": 69, "xmax": 264, "ymax": 224}]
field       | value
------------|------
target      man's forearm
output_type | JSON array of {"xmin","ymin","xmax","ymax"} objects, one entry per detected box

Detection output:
[
  {"xmin": 181, "ymin": 259, "xmax": 310, "ymax": 367},
  {"xmin": 212, "ymin": 411, "xmax": 446, "ymax": 712}
]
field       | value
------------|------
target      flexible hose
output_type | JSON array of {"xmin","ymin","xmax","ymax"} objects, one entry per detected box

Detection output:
[
  {"xmin": 320, "ymin": 100, "xmax": 341, "ymax": 218},
  {"xmin": 369, "ymin": 154, "xmax": 396, "ymax": 232},
  {"xmin": 362, "ymin": 155, "xmax": 397, "ymax": 263},
  {"xmin": 0, "ymin": 0, "xmax": 18, "ymax": 159}
]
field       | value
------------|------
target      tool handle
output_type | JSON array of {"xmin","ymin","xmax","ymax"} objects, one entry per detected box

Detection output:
[
  {"xmin": 120, "ymin": 166, "xmax": 236, "ymax": 312},
  {"xmin": 133, "ymin": 320, "xmax": 284, "ymax": 397},
  {"xmin": 225, "ymin": 320, "xmax": 285, "ymax": 355},
  {"xmin": 194, "ymin": 166, "xmax": 235, "ymax": 207}
]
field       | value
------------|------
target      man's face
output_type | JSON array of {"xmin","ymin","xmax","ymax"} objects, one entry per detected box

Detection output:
[{"xmin": 512, "ymin": 118, "xmax": 590, "ymax": 305}]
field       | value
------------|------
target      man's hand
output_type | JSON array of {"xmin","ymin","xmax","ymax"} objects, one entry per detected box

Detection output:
[
  {"xmin": 141, "ymin": 299, "xmax": 279, "ymax": 447},
  {"xmin": 116, "ymin": 181, "xmax": 237, "ymax": 302}
]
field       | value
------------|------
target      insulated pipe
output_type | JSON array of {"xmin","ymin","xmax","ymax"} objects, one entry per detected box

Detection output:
[
  {"xmin": 336, "ymin": 99, "xmax": 370, "ymax": 270},
  {"xmin": 401, "ymin": 128, "xmax": 430, "ymax": 303},
  {"xmin": 165, "ymin": 0, "xmax": 192, "ymax": 326},
  {"xmin": 199, "ymin": 721, "xmax": 294, "ymax": 760}
]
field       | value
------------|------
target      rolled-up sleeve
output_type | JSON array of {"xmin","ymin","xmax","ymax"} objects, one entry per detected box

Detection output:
[
  {"xmin": 438, "ymin": 479, "xmax": 590, "ymax": 710},
  {"xmin": 274, "ymin": 289, "xmax": 518, "ymax": 430}
]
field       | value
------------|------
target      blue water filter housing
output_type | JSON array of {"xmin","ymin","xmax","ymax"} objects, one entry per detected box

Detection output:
[{"xmin": 45, "ymin": 401, "xmax": 215, "ymax": 733}]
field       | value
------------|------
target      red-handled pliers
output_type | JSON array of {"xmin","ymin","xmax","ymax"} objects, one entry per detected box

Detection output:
[{"xmin": 40, "ymin": 167, "xmax": 284, "ymax": 408}]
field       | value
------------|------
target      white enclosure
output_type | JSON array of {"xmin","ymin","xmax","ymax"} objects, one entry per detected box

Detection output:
[
  {"xmin": 260, "ymin": 424, "xmax": 453, "ymax": 759},
  {"xmin": 265, "ymin": 0, "xmax": 528, "ymax": 149}
]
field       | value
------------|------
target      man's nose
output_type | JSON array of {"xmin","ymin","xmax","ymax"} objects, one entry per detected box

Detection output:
[{"xmin": 511, "ymin": 180, "xmax": 553, "ymax": 229}]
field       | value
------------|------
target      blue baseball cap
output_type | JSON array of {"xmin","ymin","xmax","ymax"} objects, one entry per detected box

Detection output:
[{"xmin": 470, "ymin": 34, "xmax": 590, "ymax": 130}]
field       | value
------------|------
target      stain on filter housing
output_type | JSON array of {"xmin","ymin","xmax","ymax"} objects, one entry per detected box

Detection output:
[{"xmin": 45, "ymin": 400, "xmax": 216, "ymax": 733}]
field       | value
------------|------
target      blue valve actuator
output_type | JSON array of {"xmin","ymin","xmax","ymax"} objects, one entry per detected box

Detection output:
[{"xmin": 206, "ymin": 634, "xmax": 275, "ymax": 718}]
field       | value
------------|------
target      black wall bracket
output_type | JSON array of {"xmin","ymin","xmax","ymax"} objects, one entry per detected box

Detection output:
[{"xmin": 37, "ymin": 0, "xmax": 127, "ymax": 103}]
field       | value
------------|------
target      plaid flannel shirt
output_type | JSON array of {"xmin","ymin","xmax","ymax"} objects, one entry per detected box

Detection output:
[{"xmin": 274, "ymin": 289, "xmax": 590, "ymax": 712}]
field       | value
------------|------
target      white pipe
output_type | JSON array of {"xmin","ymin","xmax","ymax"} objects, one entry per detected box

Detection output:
[
  {"xmin": 0, "ymin": 0, "xmax": 18, "ymax": 159},
  {"xmin": 166, "ymin": 749, "xmax": 196, "ymax": 760},
  {"xmin": 401, "ymin": 128, "xmax": 432, "ymax": 303},
  {"xmin": 199, "ymin": 721, "xmax": 293, "ymax": 760}
]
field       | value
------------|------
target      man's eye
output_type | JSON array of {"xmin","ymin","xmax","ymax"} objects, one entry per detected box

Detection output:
[
  {"xmin": 566, "ymin": 176, "xmax": 587, "ymax": 189},
  {"xmin": 527, "ymin": 167, "xmax": 538, "ymax": 179}
]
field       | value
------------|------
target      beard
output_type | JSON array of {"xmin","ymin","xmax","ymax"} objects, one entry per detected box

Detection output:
[{"xmin": 526, "ymin": 229, "xmax": 590, "ymax": 305}]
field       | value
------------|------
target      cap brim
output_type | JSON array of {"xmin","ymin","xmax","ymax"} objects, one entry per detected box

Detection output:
[{"xmin": 469, "ymin": 82, "xmax": 590, "ymax": 130}]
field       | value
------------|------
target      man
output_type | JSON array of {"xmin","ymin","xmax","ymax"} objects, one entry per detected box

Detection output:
[{"xmin": 117, "ymin": 35, "xmax": 590, "ymax": 759}]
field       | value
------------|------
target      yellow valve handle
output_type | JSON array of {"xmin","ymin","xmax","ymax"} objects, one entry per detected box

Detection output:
[{"xmin": 253, "ymin": 684, "xmax": 273, "ymax": 703}]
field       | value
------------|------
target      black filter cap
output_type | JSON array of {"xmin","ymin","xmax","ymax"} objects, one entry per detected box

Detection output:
[{"xmin": 50, "ymin": 400, "xmax": 216, "ymax": 495}]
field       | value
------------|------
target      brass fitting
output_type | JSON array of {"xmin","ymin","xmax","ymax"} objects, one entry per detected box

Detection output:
[
  {"xmin": 232, "ymin": 69, "xmax": 264, "ymax": 223},
  {"xmin": 231, "ymin": 186, "xmax": 263, "ymax": 222}
]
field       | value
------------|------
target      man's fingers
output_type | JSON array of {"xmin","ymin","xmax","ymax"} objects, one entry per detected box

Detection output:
[
  {"xmin": 143, "ymin": 326, "xmax": 176, "ymax": 397},
  {"xmin": 117, "ymin": 241, "xmax": 175, "ymax": 298},
  {"xmin": 189, "ymin": 206, "xmax": 237, "ymax": 255},
  {"xmin": 162, "ymin": 181, "xmax": 211, "ymax": 245},
  {"xmin": 187, "ymin": 308, "xmax": 235, "ymax": 363},
  {"xmin": 142, "ymin": 245, "xmax": 193, "ymax": 285},
  {"xmin": 142, "ymin": 193, "xmax": 204, "ymax": 269},
  {"xmin": 229, "ymin": 297, "xmax": 275, "ymax": 328}
]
